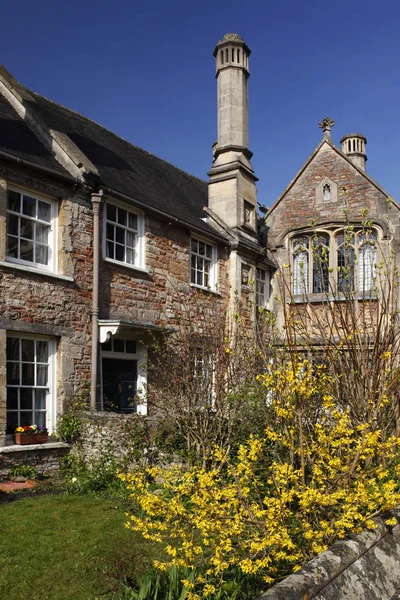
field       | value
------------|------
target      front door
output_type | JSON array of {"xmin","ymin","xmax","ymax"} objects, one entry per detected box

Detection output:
[{"xmin": 102, "ymin": 359, "xmax": 137, "ymax": 413}]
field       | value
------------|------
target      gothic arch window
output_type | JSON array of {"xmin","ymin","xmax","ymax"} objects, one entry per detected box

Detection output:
[
  {"xmin": 291, "ymin": 229, "xmax": 377, "ymax": 297},
  {"xmin": 322, "ymin": 183, "xmax": 331, "ymax": 201}
]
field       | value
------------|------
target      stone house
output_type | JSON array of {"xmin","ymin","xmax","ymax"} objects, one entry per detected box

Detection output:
[{"xmin": 0, "ymin": 33, "xmax": 273, "ymax": 461}]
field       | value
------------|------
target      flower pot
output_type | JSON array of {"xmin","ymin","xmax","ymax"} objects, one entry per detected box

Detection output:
[{"xmin": 14, "ymin": 433, "xmax": 49, "ymax": 445}]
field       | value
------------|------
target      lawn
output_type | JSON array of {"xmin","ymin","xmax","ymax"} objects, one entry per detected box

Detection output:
[{"xmin": 0, "ymin": 493, "xmax": 157, "ymax": 600}]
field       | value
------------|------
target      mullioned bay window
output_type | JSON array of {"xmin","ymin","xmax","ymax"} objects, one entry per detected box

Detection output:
[{"xmin": 291, "ymin": 229, "xmax": 377, "ymax": 297}]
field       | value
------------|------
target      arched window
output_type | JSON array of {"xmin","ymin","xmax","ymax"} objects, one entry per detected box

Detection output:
[
  {"xmin": 312, "ymin": 234, "xmax": 329, "ymax": 293},
  {"xmin": 337, "ymin": 232, "xmax": 355, "ymax": 292},
  {"xmin": 358, "ymin": 232, "xmax": 377, "ymax": 292},
  {"xmin": 293, "ymin": 237, "xmax": 309, "ymax": 295},
  {"xmin": 322, "ymin": 183, "xmax": 331, "ymax": 201},
  {"xmin": 292, "ymin": 228, "xmax": 377, "ymax": 297}
]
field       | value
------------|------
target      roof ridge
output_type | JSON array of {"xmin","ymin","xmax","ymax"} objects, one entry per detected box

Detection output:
[{"xmin": 29, "ymin": 89, "xmax": 208, "ymax": 187}]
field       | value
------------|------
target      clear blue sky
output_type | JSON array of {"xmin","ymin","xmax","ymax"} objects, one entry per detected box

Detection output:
[{"xmin": 1, "ymin": 0, "xmax": 400, "ymax": 207}]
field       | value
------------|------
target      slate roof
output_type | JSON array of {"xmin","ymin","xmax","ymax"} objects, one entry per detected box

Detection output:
[
  {"xmin": 27, "ymin": 92, "xmax": 219, "ymax": 238},
  {"xmin": 0, "ymin": 93, "xmax": 70, "ymax": 178}
]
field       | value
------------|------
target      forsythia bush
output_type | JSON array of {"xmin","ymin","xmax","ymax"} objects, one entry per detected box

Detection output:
[{"xmin": 121, "ymin": 360, "xmax": 400, "ymax": 599}]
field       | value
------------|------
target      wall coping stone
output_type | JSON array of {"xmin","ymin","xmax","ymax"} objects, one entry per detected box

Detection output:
[
  {"xmin": 257, "ymin": 510, "xmax": 400, "ymax": 600},
  {"xmin": 0, "ymin": 441, "xmax": 69, "ymax": 454}
]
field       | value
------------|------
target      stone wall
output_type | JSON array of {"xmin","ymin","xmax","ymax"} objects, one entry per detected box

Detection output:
[
  {"xmin": 0, "ymin": 443, "xmax": 70, "ymax": 478},
  {"xmin": 258, "ymin": 511, "xmax": 400, "ymax": 600}
]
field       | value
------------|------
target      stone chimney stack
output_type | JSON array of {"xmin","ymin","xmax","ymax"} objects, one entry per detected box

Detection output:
[
  {"xmin": 340, "ymin": 133, "xmax": 367, "ymax": 171},
  {"xmin": 208, "ymin": 34, "xmax": 258, "ymax": 232},
  {"xmin": 214, "ymin": 33, "xmax": 251, "ymax": 151}
]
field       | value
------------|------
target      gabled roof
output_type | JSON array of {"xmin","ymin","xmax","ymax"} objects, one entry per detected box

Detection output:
[
  {"xmin": 266, "ymin": 136, "xmax": 400, "ymax": 216},
  {"xmin": 0, "ymin": 66, "xmax": 225, "ymax": 240}
]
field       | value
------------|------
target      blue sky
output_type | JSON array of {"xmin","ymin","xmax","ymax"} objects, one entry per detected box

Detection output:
[{"xmin": 1, "ymin": 0, "xmax": 400, "ymax": 207}]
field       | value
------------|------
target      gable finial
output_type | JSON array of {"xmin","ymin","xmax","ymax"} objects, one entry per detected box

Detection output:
[{"xmin": 318, "ymin": 117, "xmax": 335, "ymax": 139}]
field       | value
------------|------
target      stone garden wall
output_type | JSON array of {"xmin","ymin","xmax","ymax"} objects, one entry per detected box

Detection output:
[
  {"xmin": 0, "ymin": 442, "xmax": 70, "ymax": 478},
  {"xmin": 258, "ymin": 510, "xmax": 400, "ymax": 600}
]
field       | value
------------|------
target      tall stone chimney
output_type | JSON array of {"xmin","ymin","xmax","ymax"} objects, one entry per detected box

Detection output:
[
  {"xmin": 340, "ymin": 133, "xmax": 367, "ymax": 171},
  {"xmin": 208, "ymin": 33, "xmax": 258, "ymax": 233}
]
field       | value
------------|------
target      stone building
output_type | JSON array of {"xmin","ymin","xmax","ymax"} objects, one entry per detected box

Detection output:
[
  {"xmin": 1, "ymin": 31, "xmax": 397, "ymax": 468},
  {"xmin": 0, "ymin": 32, "xmax": 272, "ymax": 457},
  {"xmin": 265, "ymin": 116, "xmax": 400, "ymax": 329}
]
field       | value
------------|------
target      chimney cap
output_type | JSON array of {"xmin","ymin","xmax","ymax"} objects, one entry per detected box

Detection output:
[
  {"xmin": 340, "ymin": 133, "xmax": 367, "ymax": 144},
  {"xmin": 214, "ymin": 33, "xmax": 250, "ymax": 56}
]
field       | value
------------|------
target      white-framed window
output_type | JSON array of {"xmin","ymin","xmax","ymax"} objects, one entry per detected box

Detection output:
[
  {"xmin": 255, "ymin": 267, "xmax": 269, "ymax": 309},
  {"xmin": 101, "ymin": 337, "xmax": 146, "ymax": 415},
  {"xmin": 291, "ymin": 228, "xmax": 377, "ymax": 296},
  {"xmin": 6, "ymin": 188, "xmax": 57, "ymax": 271},
  {"xmin": 6, "ymin": 334, "xmax": 56, "ymax": 435},
  {"xmin": 104, "ymin": 201, "xmax": 144, "ymax": 268},
  {"xmin": 190, "ymin": 237, "xmax": 217, "ymax": 290}
]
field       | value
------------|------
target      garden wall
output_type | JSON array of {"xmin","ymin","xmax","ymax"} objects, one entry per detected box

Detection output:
[
  {"xmin": 0, "ymin": 442, "xmax": 70, "ymax": 478},
  {"xmin": 258, "ymin": 510, "xmax": 400, "ymax": 600}
]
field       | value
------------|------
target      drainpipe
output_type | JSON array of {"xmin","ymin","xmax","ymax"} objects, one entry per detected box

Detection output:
[{"xmin": 90, "ymin": 190, "xmax": 103, "ymax": 409}]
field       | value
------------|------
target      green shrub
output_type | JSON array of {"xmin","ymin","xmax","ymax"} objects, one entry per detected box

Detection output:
[
  {"xmin": 8, "ymin": 464, "xmax": 37, "ymax": 479},
  {"xmin": 56, "ymin": 412, "xmax": 82, "ymax": 443},
  {"xmin": 61, "ymin": 453, "xmax": 129, "ymax": 500}
]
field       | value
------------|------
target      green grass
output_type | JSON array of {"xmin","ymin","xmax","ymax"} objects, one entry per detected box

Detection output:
[{"xmin": 0, "ymin": 493, "xmax": 158, "ymax": 600}]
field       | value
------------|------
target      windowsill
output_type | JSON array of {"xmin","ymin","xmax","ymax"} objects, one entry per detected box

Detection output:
[
  {"xmin": 190, "ymin": 283, "xmax": 221, "ymax": 296},
  {"xmin": 0, "ymin": 261, "xmax": 74, "ymax": 282},
  {"xmin": 0, "ymin": 440, "xmax": 70, "ymax": 453},
  {"xmin": 103, "ymin": 257, "xmax": 150, "ymax": 275},
  {"xmin": 291, "ymin": 293, "xmax": 378, "ymax": 304}
]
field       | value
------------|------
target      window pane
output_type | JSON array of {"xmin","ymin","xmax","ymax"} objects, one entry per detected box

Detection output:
[
  {"xmin": 102, "ymin": 339, "xmax": 112, "ymax": 352},
  {"xmin": 191, "ymin": 239, "xmax": 198, "ymax": 253},
  {"xmin": 116, "ymin": 244, "xmax": 124, "ymax": 262},
  {"xmin": 36, "ymin": 223, "xmax": 49, "ymax": 244},
  {"xmin": 20, "ymin": 412, "xmax": 34, "ymax": 426},
  {"xmin": 113, "ymin": 339, "xmax": 125, "ymax": 353},
  {"xmin": 128, "ymin": 213, "xmax": 137, "ymax": 230},
  {"xmin": 117, "ymin": 208, "xmax": 127, "ymax": 225},
  {"xmin": 115, "ymin": 226, "xmax": 124, "ymax": 244},
  {"xmin": 6, "ymin": 235, "xmax": 18, "ymax": 258},
  {"xmin": 20, "ymin": 239, "xmax": 34, "ymax": 262},
  {"xmin": 37, "ymin": 341, "xmax": 48, "ymax": 363},
  {"xmin": 106, "ymin": 224, "xmax": 115, "ymax": 241},
  {"xmin": 22, "ymin": 363, "xmax": 35, "ymax": 386},
  {"xmin": 205, "ymin": 244, "xmax": 212, "ymax": 259},
  {"xmin": 199, "ymin": 241, "xmax": 205, "ymax": 256},
  {"xmin": 107, "ymin": 203, "xmax": 117, "ymax": 222},
  {"xmin": 35, "ymin": 389, "xmax": 46, "ymax": 410},
  {"xmin": 7, "ymin": 338, "xmax": 20, "ymax": 361},
  {"xmin": 191, "ymin": 268, "xmax": 196, "ymax": 284},
  {"xmin": 36, "ymin": 365, "xmax": 48, "ymax": 386},
  {"xmin": 33, "ymin": 411, "xmax": 46, "ymax": 427},
  {"xmin": 6, "ymin": 412, "xmax": 18, "ymax": 433},
  {"xmin": 126, "ymin": 248, "xmax": 134, "ymax": 264},
  {"xmin": 38, "ymin": 201, "xmax": 51, "ymax": 223},
  {"xmin": 20, "ymin": 218, "xmax": 34, "ymax": 240},
  {"xmin": 7, "ymin": 190, "xmax": 21, "ymax": 212},
  {"xmin": 126, "ymin": 340, "xmax": 136, "ymax": 354},
  {"xmin": 23, "ymin": 195, "xmax": 36, "ymax": 217},
  {"xmin": 7, "ymin": 214, "xmax": 19, "ymax": 236},
  {"xmin": 21, "ymin": 339, "xmax": 34, "ymax": 362},
  {"xmin": 36, "ymin": 244, "xmax": 49, "ymax": 265},
  {"xmin": 20, "ymin": 388, "xmax": 33, "ymax": 409},
  {"xmin": 7, "ymin": 388, "xmax": 18, "ymax": 410},
  {"xmin": 106, "ymin": 240, "xmax": 114, "ymax": 259},
  {"xmin": 126, "ymin": 231, "xmax": 135, "ymax": 249},
  {"xmin": 7, "ymin": 362, "xmax": 19, "ymax": 385}
]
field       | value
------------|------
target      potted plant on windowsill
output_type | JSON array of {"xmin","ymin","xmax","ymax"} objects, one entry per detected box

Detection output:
[{"xmin": 14, "ymin": 425, "xmax": 49, "ymax": 445}]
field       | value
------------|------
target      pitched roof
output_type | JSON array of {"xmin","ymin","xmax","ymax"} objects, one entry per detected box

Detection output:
[
  {"xmin": 29, "ymin": 91, "xmax": 219, "ymax": 237},
  {"xmin": 0, "ymin": 92, "xmax": 70, "ymax": 178},
  {"xmin": 0, "ymin": 64, "xmax": 224, "ymax": 239},
  {"xmin": 266, "ymin": 136, "xmax": 400, "ymax": 216}
]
